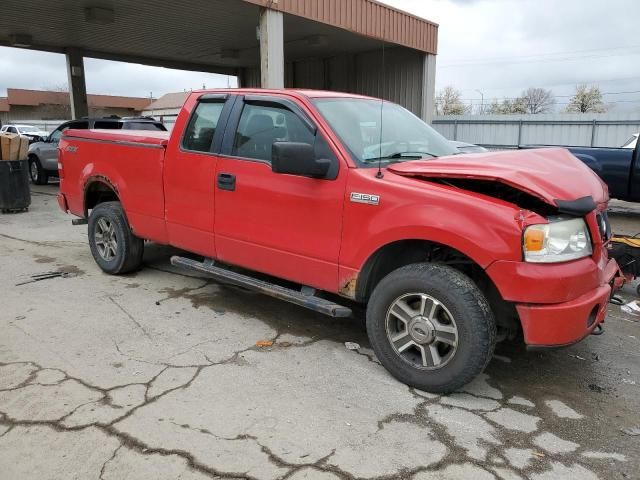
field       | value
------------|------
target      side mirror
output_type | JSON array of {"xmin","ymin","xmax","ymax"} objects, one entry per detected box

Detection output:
[{"xmin": 272, "ymin": 142, "xmax": 331, "ymax": 178}]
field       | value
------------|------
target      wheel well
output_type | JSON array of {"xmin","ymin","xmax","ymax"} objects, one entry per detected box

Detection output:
[
  {"xmin": 356, "ymin": 240, "xmax": 520, "ymax": 338},
  {"xmin": 84, "ymin": 181, "xmax": 119, "ymax": 215}
]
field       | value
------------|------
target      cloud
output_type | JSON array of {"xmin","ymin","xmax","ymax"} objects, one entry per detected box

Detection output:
[
  {"xmin": 381, "ymin": 0, "xmax": 640, "ymax": 111},
  {"xmin": 1, "ymin": 1, "xmax": 638, "ymax": 112},
  {"xmin": 0, "ymin": 47, "xmax": 236, "ymax": 98}
]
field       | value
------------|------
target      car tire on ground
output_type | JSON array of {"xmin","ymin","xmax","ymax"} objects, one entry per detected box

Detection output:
[
  {"xmin": 28, "ymin": 156, "xmax": 49, "ymax": 185},
  {"xmin": 88, "ymin": 201, "xmax": 144, "ymax": 274},
  {"xmin": 366, "ymin": 262, "xmax": 496, "ymax": 394}
]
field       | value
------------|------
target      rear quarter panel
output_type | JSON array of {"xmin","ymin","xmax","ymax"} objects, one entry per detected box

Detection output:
[{"xmin": 59, "ymin": 132, "xmax": 168, "ymax": 243}]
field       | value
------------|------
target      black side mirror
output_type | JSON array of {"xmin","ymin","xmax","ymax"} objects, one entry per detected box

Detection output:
[{"xmin": 272, "ymin": 142, "xmax": 331, "ymax": 178}]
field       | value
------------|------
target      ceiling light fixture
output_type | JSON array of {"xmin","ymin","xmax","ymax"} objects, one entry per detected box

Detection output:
[{"xmin": 85, "ymin": 7, "xmax": 115, "ymax": 25}]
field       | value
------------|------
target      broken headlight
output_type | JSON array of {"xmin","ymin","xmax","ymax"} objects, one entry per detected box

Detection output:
[{"xmin": 523, "ymin": 217, "xmax": 592, "ymax": 263}]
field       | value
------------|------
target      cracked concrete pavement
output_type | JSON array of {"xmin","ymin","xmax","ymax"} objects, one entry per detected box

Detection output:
[{"xmin": 0, "ymin": 185, "xmax": 638, "ymax": 480}]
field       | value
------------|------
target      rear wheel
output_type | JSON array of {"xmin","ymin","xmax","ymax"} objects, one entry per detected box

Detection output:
[
  {"xmin": 29, "ymin": 156, "xmax": 48, "ymax": 185},
  {"xmin": 366, "ymin": 263, "xmax": 496, "ymax": 393},
  {"xmin": 88, "ymin": 201, "xmax": 144, "ymax": 274}
]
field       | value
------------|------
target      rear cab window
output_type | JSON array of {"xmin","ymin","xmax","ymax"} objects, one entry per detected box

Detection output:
[{"xmin": 182, "ymin": 100, "xmax": 226, "ymax": 153}]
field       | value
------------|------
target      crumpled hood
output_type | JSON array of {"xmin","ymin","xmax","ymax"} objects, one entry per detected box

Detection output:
[{"xmin": 387, "ymin": 147, "xmax": 608, "ymax": 206}]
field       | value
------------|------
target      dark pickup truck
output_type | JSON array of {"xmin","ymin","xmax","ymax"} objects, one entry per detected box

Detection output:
[{"xmin": 522, "ymin": 135, "xmax": 640, "ymax": 202}]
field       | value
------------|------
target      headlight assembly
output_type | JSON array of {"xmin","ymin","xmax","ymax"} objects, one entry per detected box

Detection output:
[{"xmin": 523, "ymin": 217, "xmax": 592, "ymax": 263}]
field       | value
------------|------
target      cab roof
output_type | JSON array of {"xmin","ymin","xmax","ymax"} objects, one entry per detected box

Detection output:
[{"xmin": 188, "ymin": 88, "xmax": 377, "ymax": 101}]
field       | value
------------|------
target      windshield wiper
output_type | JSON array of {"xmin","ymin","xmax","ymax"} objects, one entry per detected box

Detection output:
[{"xmin": 363, "ymin": 151, "xmax": 437, "ymax": 163}]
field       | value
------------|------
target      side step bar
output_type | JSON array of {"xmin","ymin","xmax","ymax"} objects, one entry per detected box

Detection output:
[{"xmin": 170, "ymin": 256, "xmax": 352, "ymax": 318}]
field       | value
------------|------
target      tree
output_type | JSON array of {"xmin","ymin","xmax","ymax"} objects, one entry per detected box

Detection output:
[
  {"xmin": 486, "ymin": 97, "xmax": 527, "ymax": 114},
  {"xmin": 435, "ymin": 86, "xmax": 468, "ymax": 115},
  {"xmin": 565, "ymin": 84, "xmax": 607, "ymax": 113},
  {"xmin": 520, "ymin": 87, "xmax": 555, "ymax": 114}
]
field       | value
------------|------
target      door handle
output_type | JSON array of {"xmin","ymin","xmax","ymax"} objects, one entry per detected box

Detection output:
[{"xmin": 217, "ymin": 173, "xmax": 236, "ymax": 191}]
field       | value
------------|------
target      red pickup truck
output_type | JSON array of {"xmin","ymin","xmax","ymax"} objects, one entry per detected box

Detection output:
[{"xmin": 57, "ymin": 89, "xmax": 620, "ymax": 393}]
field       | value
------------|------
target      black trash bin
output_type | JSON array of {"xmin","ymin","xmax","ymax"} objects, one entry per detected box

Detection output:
[{"xmin": 0, "ymin": 159, "xmax": 31, "ymax": 213}]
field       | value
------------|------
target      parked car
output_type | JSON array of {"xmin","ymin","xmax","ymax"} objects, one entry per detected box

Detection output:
[
  {"xmin": 521, "ymin": 136, "xmax": 640, "ymax": 202},
  {"xmin": 27, "ymin": 116, "xmax": 166, "ymax": 185},
  {"xmin": 0, "ymin": 124, "xmax": 49, "ymax": 143},
  {"xmin": 57, "ymin": 89, "xmax": 620, "ymax": 393},
  {"xmin": 450, "ymin": 140, "xmax": 489, "ymax": 154}
]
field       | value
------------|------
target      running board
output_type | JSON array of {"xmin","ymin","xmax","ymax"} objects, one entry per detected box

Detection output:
[{"xmin": 170, "ymin": 256, "xmax": 352, "ymax": 318}]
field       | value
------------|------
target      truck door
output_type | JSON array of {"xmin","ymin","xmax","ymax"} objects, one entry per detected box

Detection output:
[
  {"xmin": 163, "ymin": 94, "xmax": 234, "ymax": 257},
  {"xmin": 214, "ymin": 95, "xmax": 347, "ymax": 292}
]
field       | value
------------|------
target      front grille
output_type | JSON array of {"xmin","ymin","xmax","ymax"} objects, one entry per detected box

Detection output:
[{"xmin": 596, "ymin": 211, "xmax": 611, "ymax": 241}]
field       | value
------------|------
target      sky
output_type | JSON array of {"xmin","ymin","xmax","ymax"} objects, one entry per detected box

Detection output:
[{"xmin": 0, "ymin": 0, "xmax": 638, "ymax": 112}]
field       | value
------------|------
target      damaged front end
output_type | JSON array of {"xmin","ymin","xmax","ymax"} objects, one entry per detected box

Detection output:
[{"xmin": 387, "ymin": 147, "xmax": 621, "ymax": 347}]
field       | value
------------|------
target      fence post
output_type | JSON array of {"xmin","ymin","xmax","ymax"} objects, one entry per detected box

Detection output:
[
  {"xmin": 517, "ymin": 120, "xmax": 523, "ymax": 146},
  {"xmin": 453, "ymin": 120, "xmax": 458, "ymax": 141},
  {"xmin": 590, "ymin": 119, "xmax": 597, "ymax": 147}
]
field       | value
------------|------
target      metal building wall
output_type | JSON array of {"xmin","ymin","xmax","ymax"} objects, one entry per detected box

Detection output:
[
  {"xmin": 433, "ymin": 113, "xmax": 640, "ymax": 148},
  {"xmin": 351, "ymin": 47, "xmax": 424, "ymax": 116},
  {"xmin": 243, "ymin": 0, "xmax": 438, "ymax": 55},
  {"xmin": 241, "ymin": 46, "xmax": 426, "ymax": 117}
]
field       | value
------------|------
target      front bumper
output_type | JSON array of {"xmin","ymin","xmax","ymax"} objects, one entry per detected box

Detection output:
[
  {"xmin": 517, "ymin": 283, "xmax": 610, "ymax": 346},
  {"xmin": 488, "ymin": 256, "xmax": 620, "ymax": 347}
]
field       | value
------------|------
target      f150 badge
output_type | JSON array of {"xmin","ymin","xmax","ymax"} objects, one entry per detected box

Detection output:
[{"xmin": 350, "ymin": 192, "xmax": 380, "ymax": 205}]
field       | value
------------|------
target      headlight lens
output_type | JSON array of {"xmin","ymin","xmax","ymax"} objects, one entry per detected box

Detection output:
[{"xmin": 523, "ymin": 218, "xmax": 592, "ymax": 263}]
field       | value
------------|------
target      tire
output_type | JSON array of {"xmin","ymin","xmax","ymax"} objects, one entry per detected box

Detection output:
[
  {"xmin": 366, "ymin": 263, "xmax": 496, "ymax": 394},
  {"xmin": 29, "ymin": 156, "xmax": 49, "ymax": 185},
  {"xmin": 88, "ymin": 201, "xmax": 144, "ymax": 274}
]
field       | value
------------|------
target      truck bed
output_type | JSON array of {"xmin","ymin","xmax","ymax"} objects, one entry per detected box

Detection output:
[{"xmin": 60, "ymin": 128, "xmax": 169, "ymax": 243}]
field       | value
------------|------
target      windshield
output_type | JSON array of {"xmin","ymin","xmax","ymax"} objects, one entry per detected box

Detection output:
[
  {"xmin": 312, "ymin": 98, "xmax": 458, "ymax": 166},
  {"xmin": 18, "ymin": 126, "xmax": 39, "ymax": 133},
  {"xmin": 622, "ymin": 134, "xmax": 638, "ymax": 149}
]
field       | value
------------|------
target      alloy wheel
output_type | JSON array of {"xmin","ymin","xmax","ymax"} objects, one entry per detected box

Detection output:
[
  {"xmin": 94, "ymin": 217, "xmax": 118, "ymax": 261},
  {"xmin": 385, "ymin": 292, "xmax": 459, "ymax": 370}
]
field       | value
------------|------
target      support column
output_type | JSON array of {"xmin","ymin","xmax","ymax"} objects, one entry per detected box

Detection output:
[
  {"xmin": 66, "ymin": 48, "xmax": 88, "ymax": 119},
  {"xmin": 259, "ymin": 8, "xmax": 284, "ymax": 88},
  {"xmin": 420, "ymin": 53, "xmax": 437, "ymax": 124}
]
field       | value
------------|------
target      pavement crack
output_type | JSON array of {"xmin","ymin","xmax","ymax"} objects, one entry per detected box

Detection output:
[
  {"xmin": 108, "ymin": 296, "xmax": 152, "ymax": 340},
  {"xmin": 99, "ymin": 444, "xmax": 123, "ymax": 480},
  {"xmin": 0, "ymin": 233, "xmax": 84, "ymax": 248}
]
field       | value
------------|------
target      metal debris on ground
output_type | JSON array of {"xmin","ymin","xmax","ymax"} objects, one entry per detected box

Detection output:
[
  {"xmin": 621, "ymin": 426, "xmax": 640, "ymax": 436},
  {"xmin": 344, "ymin": 342, "xmax": 360, "ymax": 350},
  {"xmin": 15, "ymin": 271, "xmax": 72, "ymax": 286},
  {"xmin": 621, "ymin": 300, "xmax": 640, "ymax": 316},
  {"xmin": 256, "ymin": 340, "xmax": 274, "ymax": 347}
]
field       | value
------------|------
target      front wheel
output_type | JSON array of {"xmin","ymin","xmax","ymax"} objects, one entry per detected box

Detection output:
[
  {"xmin": 366, "ymin": 263, "xmax": 496, "ymax": 394},
  {"xmin": 88, "ymin": 201, "xmax": 144, "ymax": 274}
]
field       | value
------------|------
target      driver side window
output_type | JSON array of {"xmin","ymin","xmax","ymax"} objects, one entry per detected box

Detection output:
[{"xmin": 233, "ymin": 103, "xmax": 315, "ymax": 162}]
